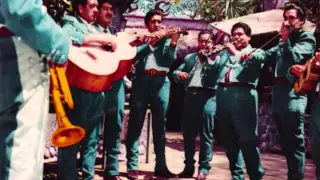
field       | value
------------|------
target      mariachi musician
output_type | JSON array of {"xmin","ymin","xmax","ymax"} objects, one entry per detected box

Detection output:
[
  {"xmin": 172, "ymin": 30, "xmax": 217, "ymax": 180},
  {"xmin": 289, "ymin": 51, "xmax": 320, "ymax": 180},
  {"xmin": 242, "ymin": 3, "xmax": 316, "ymax": 179},
  {"xmin": 125, "ymin": 10, "xmax": 180, "ymax": 179},
  {"xmin": 308, "ymin": 51, "xmax": 320, "ymax": 180},
  {"xmin": 93, "ymin": 0, "xmax": 125, "ymax": 180},
  {"xmin": 56, "ymin": 0, "xmax": 118, "ymax": 179},
  {"xmin": 0, "ymin": 0, "xmax": 74, "ymax": 180},
  {"xmin": 204, "ymin": 22, "xmax": 265, "ymax": 180}
]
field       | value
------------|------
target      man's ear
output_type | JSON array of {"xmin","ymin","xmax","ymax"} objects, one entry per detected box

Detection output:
[{"xmin": 78, "ymin": 5, "xmax": 85, "ymax": 14}]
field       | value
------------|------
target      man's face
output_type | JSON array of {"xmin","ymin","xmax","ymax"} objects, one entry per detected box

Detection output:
[
  {"xmin": 231, "ymin": 27, "xmax": 250, "ymax": 50},
  {"xmin": 146, "ymin": 15, "xmax": 162, "ymax": 33},
  {"xmin": 97, "ymin": 2, "xmax": 113, "ymax": 26},
  {"xmin": 283, "ymin": 9, "xmax": 304, "ymax": 29},
  {"xmin": 198, "ymin": 33, "xmax": 213, "ymax": 51},
  {"xmin": 78, "ymin": 0, "xmax": 99, "ymax": 23}
]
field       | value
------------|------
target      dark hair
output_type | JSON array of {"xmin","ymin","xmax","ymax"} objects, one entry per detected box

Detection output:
[
  {"xmin": 283, "ymin": 2, "xmax": 306, "ymax": 23},
  {"xmin": 46, "ymin": 0, "xmax": 69, "ymax": 23},
  {"xmin": 231, "ymin": 22, "xmax": 252, "ymax": 36},
  {"xmin": 98, "ymin": 0, "xmax": 113, "ymax": 9},
  {"xmin": 198, "ymin": 30, "xmax": 212, "ymax": 39},
  {"xmin": 144, "ymin": 10, "xmax": 163, "ymax": 25},
  {"xmin": 73, "ymin": 0, "xmax": 88, "ymax": 13}
]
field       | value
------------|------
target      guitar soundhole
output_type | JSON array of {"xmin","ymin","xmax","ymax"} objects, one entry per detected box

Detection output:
[{"xmin": 103, "ymin": 45, "xmax": 114, "ymax": 52}]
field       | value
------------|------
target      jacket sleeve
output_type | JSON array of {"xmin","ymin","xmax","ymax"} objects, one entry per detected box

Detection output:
[
  {"xmin": 283, "ymin": 32, "xmax": 316, "ymax": 84},
  {"xmin": 136, "ymin": 44, "xmax": 152, "ymax": 57},
  {"xmin": 172, "ymin": 55, "xmax": 189, "ymax": 83},
  {"xmin": 60, "ymin": 16, "xmax": 85, "ymax": 46},
  {"xmin": 251, "ymin": 46, "xmax": 278, "ymax": 65},
  {"xmin": 162, "ymin": 38, "xmax": 177, "ymax": 63},
  {"xmin": 1, "ymin": 0, "xmax": 70, "ymax": 64},
  {"xmin": 281, "ymin": 31, "xmax": 316, "ymax": 64}
]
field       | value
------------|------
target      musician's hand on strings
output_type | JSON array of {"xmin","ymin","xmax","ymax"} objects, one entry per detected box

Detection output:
[
  {"xmin": 177, "ymin": 72, "xmax": 189, "ymax": 81},
  {"xmin": 103, "ymin": 35, "xmax": 118, "ymax": 51},
  {"xmin": 170, "ymin": 32, "xmax": 180, "ymax": 47},
  {"xmin": 240, "ymin": 53, "xmax": 253, "ymax": 61},
  {"xmin": 131, "ymin": 33, "xmax": 146, "ymax": 46},
  {"xmin": 290, "ymin": 64, "xmax": 305, "ymax": 77},
  {"xmin": 149, "ymin": 31, "xmax": 166, "ymax": 46}
]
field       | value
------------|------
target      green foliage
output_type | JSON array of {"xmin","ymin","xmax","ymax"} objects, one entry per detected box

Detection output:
[
  {"xmin": 46, "ymin": 0, "xmax": 72, "ymax": 23},
  {"xmin": 221, "ymin": 0, "xmax": 256, "ymax": 19},
  {"xmin": 195, "ymin": 0, "xmax": 257, "ymax": 21},
  {"xmin": 286, "ymin": 0, "xmax": 320, "ymax": 30}
]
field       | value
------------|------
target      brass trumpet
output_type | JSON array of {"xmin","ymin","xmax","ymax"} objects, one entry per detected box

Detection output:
[{"xmin": 49, "ymin": 62, "xmax": 85, "ymax": 148}]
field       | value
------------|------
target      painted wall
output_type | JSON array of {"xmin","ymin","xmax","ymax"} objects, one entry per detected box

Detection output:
[{"xmin": 124, "ymin": 0, "xmax": 199, "ymax": 19}]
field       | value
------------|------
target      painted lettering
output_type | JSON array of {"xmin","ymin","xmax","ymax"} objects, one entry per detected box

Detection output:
[{"xmin": 155, "ymin": 1, "xmax": 170, "ymax": 16}]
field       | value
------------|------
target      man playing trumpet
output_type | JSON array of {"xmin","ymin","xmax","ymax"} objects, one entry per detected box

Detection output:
[{"xmin": 172, "ymin": 30, "xmax": 217, "ymax": 180}]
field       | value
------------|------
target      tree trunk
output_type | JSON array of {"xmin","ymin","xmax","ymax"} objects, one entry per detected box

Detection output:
[
  {"xmin": 213, "ymin": 0, "xmax": 222, "ymax": 21},
  {"xmin": 110, "ymin": 0, "xmax": 134, "ymax": 31}
]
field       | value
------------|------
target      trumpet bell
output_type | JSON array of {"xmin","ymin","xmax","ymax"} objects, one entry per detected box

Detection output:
[{"xmin": 51, "ymin": 126, "xmax": 85, "ymax": 148}]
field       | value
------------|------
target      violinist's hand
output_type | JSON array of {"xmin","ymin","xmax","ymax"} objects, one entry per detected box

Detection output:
[
  {"xmin": 152, "ymin": 30, "xmax": 166, "ymax": 39},
  {"xmin": 170, "ymin": 32, "xmax": 180, "ymax": 47},
  {"xmin": 149, "ymin": 31, "xmax": 166, "ymax": 47},
  {"xmin": 280, "ymin": 22, "xmax": 292, "ymax": 42},
  {"xmin": 177, "ymin": 72, "xmax": 189, "ymax": 81},
  {"xmin": 240, "ymin": 53, "xmax": 253, "ymax": 61},
  {"xmin": 130, "ymin": 33, "xmax": 146, "ymax": 47},
  {"xmin": 224, "ymin": 43, "xmax": 238, "ymax": 56}
]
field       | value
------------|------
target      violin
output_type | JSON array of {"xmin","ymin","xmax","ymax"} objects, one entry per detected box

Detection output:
[
  {"xmin": 130, "ymin": 25, "xmax": 188, "ymax": 47},
  {"xmin": 201, "ymin": 39, "xmax": 240, "ymax": 58}
]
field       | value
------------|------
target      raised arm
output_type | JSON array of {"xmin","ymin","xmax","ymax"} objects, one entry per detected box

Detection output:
[
  {"xmin": 172, "ymin": 55, "xmax": 189, "ymax": 83},
  {"xmin": 281, "ymin": 31, "xmax": 316, "ymax": 64},
  {"xmin": 1, "ymin": 0, "xmax": 70, "ymax": 64}
]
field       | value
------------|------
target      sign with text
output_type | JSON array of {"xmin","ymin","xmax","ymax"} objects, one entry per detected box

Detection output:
[{"xmin": 125, "ymin": 0, "xmax": 199, "ymax": 19}]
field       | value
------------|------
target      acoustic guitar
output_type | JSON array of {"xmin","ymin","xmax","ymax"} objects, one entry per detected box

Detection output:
[
  {"xmin": 65, "ymin": 26, "xmax": 188, "ymax": 92},
  {"xmin": 290, "ymin": 52, "xmax": 320, "ymax": 93},
  {"xmin": 66, "ymin": 32, "xmax": 137, "ymax": 92}
]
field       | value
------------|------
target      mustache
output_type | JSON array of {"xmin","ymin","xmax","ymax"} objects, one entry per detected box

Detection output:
[{"xmin": 104, "ymin": 14, "xmax": 115, "ymax": 18}]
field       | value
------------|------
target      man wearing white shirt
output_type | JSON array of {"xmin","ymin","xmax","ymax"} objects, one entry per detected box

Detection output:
[
  {"xmin": 57, "ymin": 0, "xmax": 118, "ymax": 179},
  {"xmin": 172, "ymin": 30, "xmax": 217, "ymax": 180},
  {"xmin": 204, "ymin": 22, "xmax": 265, "ymax": 180},
  {"xmin": 125, "ymin": 10, "xmax": 178, "ymax": 179}
]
